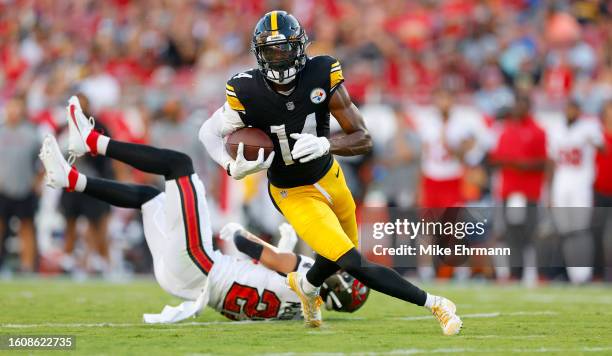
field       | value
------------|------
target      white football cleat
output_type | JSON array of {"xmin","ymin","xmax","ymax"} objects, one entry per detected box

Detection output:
[
  {"xmin": 39, "ymin": 135, "xmax": 72, "ymax": 190},
  {"xmin": 429, "ymin": 296, "xmax": 462, "ymax": 336},
  {"xmin": 66, "ymin": 95, "xmax": 95, "ymax": 158},
  {"xmin": 287, "ymin": 272, "xmax": 323, "ymax": 327}
]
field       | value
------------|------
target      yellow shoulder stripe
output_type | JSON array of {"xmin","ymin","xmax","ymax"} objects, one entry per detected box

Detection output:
[
  {"xmin": 330, "ymin": 67, "xmax": 344, "ymax": 89},
  {"xmin": 226, "ymin": 93, "xmax": 245, "ymax": 112},
  {"xmin": 226, "ymin": 84, "xmax": 235, "ymax": 92},
  {"xmin": 331, "ymin": 61, "xmax": 340, "ymax": 68}
]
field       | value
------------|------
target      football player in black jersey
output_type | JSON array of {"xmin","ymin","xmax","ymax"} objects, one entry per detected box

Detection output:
[{"xmin": 200, "ymin": 10, "xmax": 461, "ymax": 335}]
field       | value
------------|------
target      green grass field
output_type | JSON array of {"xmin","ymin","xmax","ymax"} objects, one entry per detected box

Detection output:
[{"xmin": 0, "ymin": 278, "xmax": 611, "ymax": 355}]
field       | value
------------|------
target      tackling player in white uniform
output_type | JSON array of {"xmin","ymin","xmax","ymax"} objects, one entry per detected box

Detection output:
[
  {"xmin": 411, "ymin": 89, "xmax": 491, "ymax": 207},
  {"xmin": 39, "ymin": 97, "xmax": 369, "ymax": 323},
  {"xmin": 547, "ymin": 100, "xmax": 604, "ymax": 283},
  {"xmin": 549, "ymin": 101, "xmax": 604, "ymax": 208}
]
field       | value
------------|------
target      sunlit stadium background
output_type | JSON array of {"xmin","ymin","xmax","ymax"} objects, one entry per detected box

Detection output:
[{"xmin": 1, "ymin": 0, "xmax": 611, "ymax": 286}]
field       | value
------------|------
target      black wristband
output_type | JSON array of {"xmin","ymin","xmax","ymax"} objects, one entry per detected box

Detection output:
[
  {"xmin": 226, "ymin": 162, "xmax": 232, "ymax": 176},
  {"xmin": 293, "ymin": 254, "xmax": 302, "ymax": 272},
  {"xmin": 234, "ymin": 232, "xmax": 264, "ymax": 261}
]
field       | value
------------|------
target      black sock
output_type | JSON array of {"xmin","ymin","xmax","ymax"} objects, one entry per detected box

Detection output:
[
  {"xmin": 305, "ymin": 254, "xmax": 340, "ymax": 286},
  {"xmin": 106, "ymin": 140, "xmax": 194, "ymax": 180},
  {"xmin": 233, "ymin": 232, "xmax": 264, "ymax": 260},
  {"xmin": 336, "ymin": 248, "xmax": 427, "ymax": 306},
  {"xmin": 84, "ymin": 177, "xmax": 160, "ymax": 209}
]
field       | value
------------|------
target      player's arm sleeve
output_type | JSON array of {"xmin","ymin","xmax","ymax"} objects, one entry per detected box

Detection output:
[{"xmin": 198, "ymin": 102, "xmax": 245, "ymax": 167}]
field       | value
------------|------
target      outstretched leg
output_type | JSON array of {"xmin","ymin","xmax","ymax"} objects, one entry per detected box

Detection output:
[
  {"xmin": 297, "ymin": 248, "xmax": 461, "ymax": 335},
  {"xmin": 39, "ymin": 135, "xmax": 161, "ymax": 209},
  {"xmin": 104, "ymin": 139, "xmax": 194, "ymax": 180},
  {"xmin": 269, "ymin": 162, "xmax": 462, "ymax": 334},
  {"xmin": 66, "ymin": 95, "xmax": 194, "ymax": 180},
  {"xmin": 304, "ymin": 250, "xmax": 428, "ymax": 306},
  {"xmin": 41, "ymin": 132, "xmax": 211, "ymax": 302},
  {"xmin": 84, "ymin": 177, "xmax": 160, "ymax": 209}
]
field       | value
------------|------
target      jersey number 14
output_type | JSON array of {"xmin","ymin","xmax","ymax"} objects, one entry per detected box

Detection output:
[{"xmin": 270, "ymin": 112, "xmax": 317, "ymax": 165}]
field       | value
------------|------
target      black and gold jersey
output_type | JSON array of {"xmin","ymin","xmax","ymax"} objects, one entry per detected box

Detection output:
[{"xmin": 225, "ymin": 55, "xmax": 344, "ymax": 188}]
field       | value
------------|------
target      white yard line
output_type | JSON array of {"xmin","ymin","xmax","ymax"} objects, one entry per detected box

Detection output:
[
  {"xmin": 261, "ymin": 346, "xmax": 612, "ymax": 356},
  {"xmin": 0, "ymin": 311, "xmax": 556, "ymax": 328},
  {"xmin": 408, "ymin": 346, "xmax": 612, "ymax": 354},
  {"xmin": 522, "ymin": 294, "xmax": 612, "ymax": 304},
  {"xmin": 398, "ymin": 310, "xmax": 557, "ymax": 321},
  {"xmin": 0, "ymin": 321, "xmax": 256, "ymax": 328}
]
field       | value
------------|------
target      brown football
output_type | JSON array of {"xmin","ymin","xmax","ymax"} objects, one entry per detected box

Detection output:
[{"xmin": 226, "ymin": 127, "xmax": 274, "ymax": 161}]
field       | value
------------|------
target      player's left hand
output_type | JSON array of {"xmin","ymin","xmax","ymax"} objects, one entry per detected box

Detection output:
[
  {"xmin": 227, "ymin": 143, "xmax": 275, "ymax": 180},
  {"xmin": 220, "ymin": 222, "xmax": 245, "ymax": 241},
  {"xmin": 290, "ymin": 133, "xmax": 330, "ymax": 163},
  {"xmin": 277, "ymin": 222, "xmax": 298, "ymax": 252}
]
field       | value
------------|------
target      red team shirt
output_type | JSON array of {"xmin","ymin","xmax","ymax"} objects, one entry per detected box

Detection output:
[
  {"xmin": 595, "ymin": 131, "xmax": 612, "ymax": 196},
  {"xmin": 491, "ymin": 116, "xmax": 547, "ymax": 202}
]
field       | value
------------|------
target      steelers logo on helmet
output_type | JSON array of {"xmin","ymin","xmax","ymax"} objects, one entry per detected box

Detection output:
[
  {"xmin": 310, "ymin": 88, "xmax": 326, "ymax": 104},
  {"xmin": 252, "ymin": 11, "xmax": 309, "ymax": 85}
]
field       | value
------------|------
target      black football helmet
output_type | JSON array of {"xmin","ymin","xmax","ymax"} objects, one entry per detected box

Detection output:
[
  {"xmin": 320, "ymin": 272, "xmax": 370, "ymax": 313},
  {"xmin": 251, "ymin": 10, "xmax": 308, "ymax": 85}
]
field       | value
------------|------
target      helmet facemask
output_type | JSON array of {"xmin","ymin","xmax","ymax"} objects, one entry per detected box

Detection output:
[{"xmin": 253, "ymin": 32, "xmax": 308, "ymax": 85}]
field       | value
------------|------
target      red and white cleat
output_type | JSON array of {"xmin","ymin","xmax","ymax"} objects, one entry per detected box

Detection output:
[
  {"xmin": 66, "ymin": 96, "xmax": 96, "ymax": 158},
  {"xmin": 39, "ymin": 135, "xmax": 78, "ymax": 191}
]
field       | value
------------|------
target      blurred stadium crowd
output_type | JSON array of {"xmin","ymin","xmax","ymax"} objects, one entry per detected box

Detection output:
[{"xmin": 0, "ymin": 0, "xmax": 611, "ymax": 282}]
